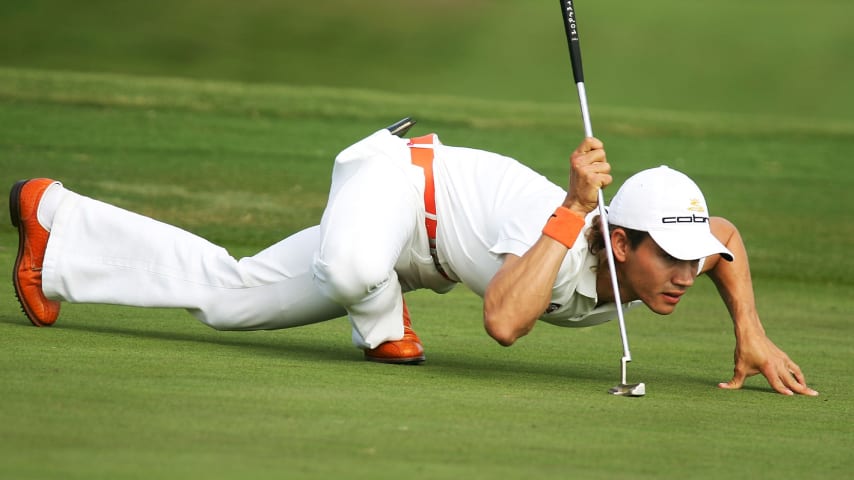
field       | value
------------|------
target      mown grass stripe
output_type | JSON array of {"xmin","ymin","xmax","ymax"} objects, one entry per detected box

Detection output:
[{"xmin": 3, "ymin": 67, "xmax": 854, "ymax": 138}]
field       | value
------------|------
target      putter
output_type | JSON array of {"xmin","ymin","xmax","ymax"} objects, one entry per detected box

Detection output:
[
  {"xmin": 558, "ymin": 0, "xmax": 645, "ymax": 397},
  {"xmin": 386, "ymin": 117, "xmax": 417, "ymax": 137}
]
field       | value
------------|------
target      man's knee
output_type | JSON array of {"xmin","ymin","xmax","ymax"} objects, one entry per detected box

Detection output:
[{"xmin": 312, "ymin": 255, "xmax": 392, "ymax": 306}]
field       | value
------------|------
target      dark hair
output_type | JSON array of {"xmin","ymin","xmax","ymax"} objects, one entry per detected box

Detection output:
[{"xmin": 585, "ymin": 215, "xmax": 649, "ymax": 258}]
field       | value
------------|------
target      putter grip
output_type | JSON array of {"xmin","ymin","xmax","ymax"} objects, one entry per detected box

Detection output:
[{"xmin": 560, "ymin": 0, "xmax": 585, "ymax": 84}]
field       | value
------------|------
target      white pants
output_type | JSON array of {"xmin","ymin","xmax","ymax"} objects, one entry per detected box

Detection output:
[{"xmin": 41, "ymin": 130, "xmax": 451, "ymax": 348}]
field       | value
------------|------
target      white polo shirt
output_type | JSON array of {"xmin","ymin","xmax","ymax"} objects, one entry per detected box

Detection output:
[{"xmin": 429, "ymin": 138, "xmax": 640, "ymax": 327}]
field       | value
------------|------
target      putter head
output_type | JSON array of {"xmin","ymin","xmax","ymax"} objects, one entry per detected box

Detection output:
[{"xmin": 609, "ymin": 382, "xmax": 646, "ymax": 397}]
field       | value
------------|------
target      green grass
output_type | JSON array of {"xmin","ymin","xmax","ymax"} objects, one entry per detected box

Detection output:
[
  {"xmin": 1, "ymin": 68, "xmax": 853, "ymax": 479},
  {"xmin": 1, "ymin": 0, "xmax": 853, "ymax": 122}
]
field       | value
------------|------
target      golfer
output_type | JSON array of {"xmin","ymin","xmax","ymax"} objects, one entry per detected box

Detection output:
[{"xmin": 11, "ymin": 126, "xmax": 818, "ymax": 396}]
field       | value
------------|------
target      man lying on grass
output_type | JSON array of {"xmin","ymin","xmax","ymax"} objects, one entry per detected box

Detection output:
[{"xmin": 11, "ymin": 123, "xmax": 818, "ymax": 396}]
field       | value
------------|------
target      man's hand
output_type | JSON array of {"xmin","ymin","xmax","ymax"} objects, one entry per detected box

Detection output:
[
  {"xmin": 704, "ymin": 217, "xmax": 818, "ymax": 397},
  {"xmin": 718, "ymin": 333, "xmax": 819, "ymax": 396},
  {"xmin": 565, "ymin": 137, "xmax": 611, "ymax": 217}
]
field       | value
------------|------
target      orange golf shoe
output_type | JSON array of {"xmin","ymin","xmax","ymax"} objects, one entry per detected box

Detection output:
[
  {"xmin": 10, "ymin": 179, "xmax": 61, "ymax": 327},
  {"xmin": 364, "ymin": 300, "xmax": 425, "ymax": 365}
]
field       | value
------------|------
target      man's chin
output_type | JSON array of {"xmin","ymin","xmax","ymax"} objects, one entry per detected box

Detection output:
[{"xmin": 645, "ymin": 301, "xmax": 678, "ymax": 315}]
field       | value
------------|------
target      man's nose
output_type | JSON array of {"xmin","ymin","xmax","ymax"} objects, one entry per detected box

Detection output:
[{"xmin": 673, "ymin": 261, "xmax": 697, "ymax": 287}]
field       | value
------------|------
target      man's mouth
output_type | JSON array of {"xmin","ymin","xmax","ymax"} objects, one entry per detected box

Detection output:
[{"xmin": 662, "ymin": 291, "xmax": 684, "ymax": 305}]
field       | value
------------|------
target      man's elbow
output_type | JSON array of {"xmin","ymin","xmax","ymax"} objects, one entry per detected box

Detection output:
[
  {"xmin": 486, "ymin": 324, "xmax": 517, "ymax": 347},
  {"xmin": 483, "ymin": 309, "xmax": 527, "ymax": 347}
]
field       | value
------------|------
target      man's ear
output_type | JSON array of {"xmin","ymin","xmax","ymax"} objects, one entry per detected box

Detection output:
[{"xmin": 610, "ymin": 228, "xmax": 630, "ymax": 262}]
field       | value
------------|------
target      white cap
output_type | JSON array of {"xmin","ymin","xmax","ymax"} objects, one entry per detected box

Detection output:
[{"xmin": 608, "ymin": 166, "xmax": 734, "ymax": 262}]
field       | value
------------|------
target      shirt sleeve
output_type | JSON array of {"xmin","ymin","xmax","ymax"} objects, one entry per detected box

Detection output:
[
  {"xmin": 489, "ymin": 185, "xmax": 566, "ymax": 258},
  {"xmin": 489, "ymin": 201, "xmax": 552, "ymax": 257}
]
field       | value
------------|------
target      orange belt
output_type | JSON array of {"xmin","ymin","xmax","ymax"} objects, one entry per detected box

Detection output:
[{"xmin": 408, "ymin": 134, "xmax": 454, "ymax": 283}]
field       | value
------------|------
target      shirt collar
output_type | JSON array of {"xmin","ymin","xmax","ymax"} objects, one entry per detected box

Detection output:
[
  {"xmin": 575, "ymin": 232, "xmax": 601, "ymax": 301},
  {"xmin": 575, "ymin": 210, "xmax": 599, "ymax": 305}
]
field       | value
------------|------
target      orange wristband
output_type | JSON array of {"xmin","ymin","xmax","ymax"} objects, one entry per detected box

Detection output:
[{"xmin": 542, "ymin": 206, "xmax": 586, "ymax": 248}]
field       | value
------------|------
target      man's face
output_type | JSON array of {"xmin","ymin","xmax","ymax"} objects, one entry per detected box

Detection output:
[{"xmin": 618, "ymin": 234, "xmax": 699, "ymax": 315}]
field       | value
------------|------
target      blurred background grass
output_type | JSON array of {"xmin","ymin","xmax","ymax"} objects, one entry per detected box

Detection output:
[{"xmin": 1, "ymin": 0, "xmax": 852, "ymax": 122}]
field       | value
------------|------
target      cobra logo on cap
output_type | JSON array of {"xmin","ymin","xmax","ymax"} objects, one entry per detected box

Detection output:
[
  {"xmin": 659, "ymin": 198, "xmax": 710, "ymax": 224},
  {"xmin": 687, "ymin": 198, "xmax": 706, "ymax": 213}
]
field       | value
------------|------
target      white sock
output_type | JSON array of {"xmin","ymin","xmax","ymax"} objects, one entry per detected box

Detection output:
[{"xmin": 36, "ymin": 182, "xmax": 65, "ymax": 232}]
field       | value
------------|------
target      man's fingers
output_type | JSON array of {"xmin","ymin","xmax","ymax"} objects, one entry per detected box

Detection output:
[
  {"xmin": 565, "ymin": 136, "xmax": 611, "ymax": 214},
  {"xmin": 594, "ymin": 172, "xmax": 613, "ymax": 190},
  {"xmin": 573, "ymin": 147, "xmax": 610, "ymax": 178},
  {"xmin": 717, "ymin": 369, "xmax": 747, "ymax": 390},
  {"xmin": 756, "ymin": 362, "xmax": 795, "ymax": 395},
  {"xmin": 783, "ymin": 363, "xmax": 820, "ymax": 396},
  {"xmin": 571, "ymin": 145, "xmax": 608, "ymax": 168},
  {"xmin": 571, "ymin": 138, "xmax": 605, "ymax": 162},
  {"xmin": 788, "ymin": 362, "xmax": 806, "ymax": 385},
  {"xmin": 719, "ymin": 363, "xmax": 820, "ymax": 396},
  {"xmin": 578, "ymin": 136, "xmax": 604, "ymax": 153},
  {"xmin": 784, "ymin": 377, "xmax": 820, "ymax": 397},
  {"xmin": 766, "ymin": 358, "xmax": 820, "ymax": 396}
]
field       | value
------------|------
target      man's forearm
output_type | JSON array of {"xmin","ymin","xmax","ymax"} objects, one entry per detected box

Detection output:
[
  {"xmin": 706, "ymin": 217, "xmax": 765, "ymax": 337},
  {"xmin": 483, "ymin": 237, "xmax": 567, "ymax": 345}
]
